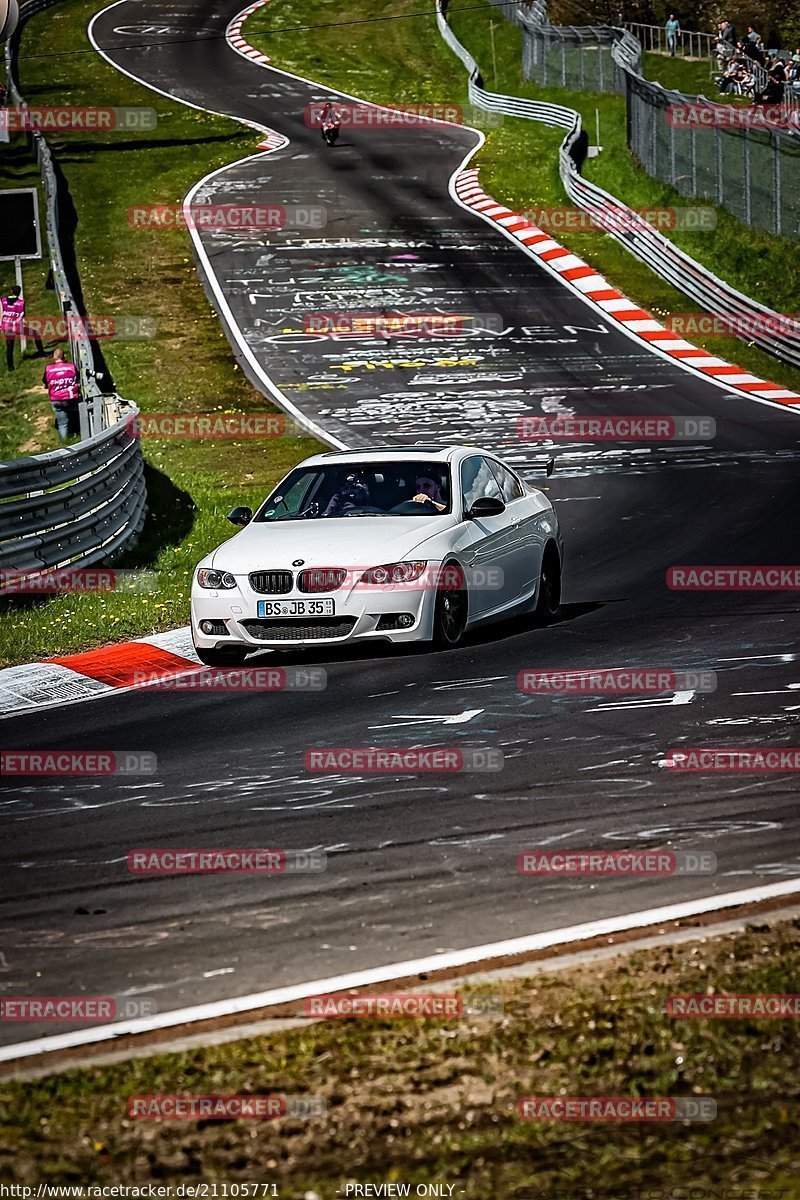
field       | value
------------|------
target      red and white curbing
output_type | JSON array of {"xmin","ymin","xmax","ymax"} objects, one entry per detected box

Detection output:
[
  {"xmin": 225, "ymin": 0, "xmax": 271, "ymax": 68},
  {"xmin": 454, "ymin": 169, "xmax": 800, "ymax": 407},
  {"xmin": 0, "ymin": 628, "xmax": 200, "ymax": 718},
  {"xmin": 225, "ymin": 0, "xmax": 289, "ymax": 150}
]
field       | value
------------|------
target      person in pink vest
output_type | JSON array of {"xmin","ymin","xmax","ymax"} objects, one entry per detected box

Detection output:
[
  {"xmin": 1, "ymin": 284, "xmax": 44, "ymax": 369},
  {"xmin": 43, "ymin": 347, "xmax": 80, "ymax": 442}
]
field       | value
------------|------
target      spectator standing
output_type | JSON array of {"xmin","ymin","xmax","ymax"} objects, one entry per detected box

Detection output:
[
  {"xmin": 716, "ymin": 20, "xmax": 736, "ymax": 71},
  {"xmin": 43, "ymin": 347, "xmax": 80, "ymax": 442},
  {"xmin": 1, "ymin": 285, "xmax": 25, "ymax": 369},
  {"xmin": 1, "ymin": 284, "xmax": 44, "ymax": 369},
  {"xmin": 665, "ymin": 13, "xmax": 681, "ymax": 56}
]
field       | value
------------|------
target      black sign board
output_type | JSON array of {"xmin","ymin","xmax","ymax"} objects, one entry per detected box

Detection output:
[{"xmin": 0, "ymin": 187, "xmax": 42, "ymax": 260}]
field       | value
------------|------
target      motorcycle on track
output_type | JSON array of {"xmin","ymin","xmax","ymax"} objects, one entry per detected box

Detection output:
[
  {"xmin": 321, "ymin": 121, "xmax": 339, "ymax": 146},
  {"xmin": 320, "ymin": 102, "xmax": 341, "ymax": 147}
]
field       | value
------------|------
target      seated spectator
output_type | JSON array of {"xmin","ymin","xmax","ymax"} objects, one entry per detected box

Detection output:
[
  {"xmin": 717, "ymin": 53, "xmax": 754, "ymax": 95},
  {"xmin": 755, "ymin": 71, "xmax": 785, "ymax": 105}
]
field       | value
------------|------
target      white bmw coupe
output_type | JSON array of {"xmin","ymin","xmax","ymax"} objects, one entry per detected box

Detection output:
[{"xmin": 191, "ymin": 445, "xmax": 563, "ymax": 663}]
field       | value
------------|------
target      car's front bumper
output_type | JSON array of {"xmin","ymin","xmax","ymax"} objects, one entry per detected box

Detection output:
[{"xmin": 190, "ymin": 579, "xmax": 437, "ymax": 650}]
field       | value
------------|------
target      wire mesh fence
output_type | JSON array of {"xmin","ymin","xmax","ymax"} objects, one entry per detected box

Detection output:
[{"xmin": 517, "ymin": 1, "xmax": 800, "ymax": 239}]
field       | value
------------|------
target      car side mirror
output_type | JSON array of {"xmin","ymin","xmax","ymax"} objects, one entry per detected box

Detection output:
[
  {"xmin": 227, "ymin": 506, "xmax": 253, "ymax": 527},
  {"xmin": 465, "ymin": 496, "xmax": 505, "ymax": 519}
]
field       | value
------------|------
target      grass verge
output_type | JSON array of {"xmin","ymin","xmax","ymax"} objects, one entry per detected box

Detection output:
[
  {"xmin": 247, "ymin": 0, "xmax": 800, "ymax": 394},
  {"xmin": 2, "ymin": 919, "xmax": 799, "ymax": 1192},
  {"xmin": 0, "ymin": 0, "xmax": 322, "ymax": 668}
]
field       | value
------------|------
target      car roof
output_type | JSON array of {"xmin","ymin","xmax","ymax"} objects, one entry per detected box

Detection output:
[{"xmin": 302, "ymin": 444, "xmax": 488, "ymax": 467}]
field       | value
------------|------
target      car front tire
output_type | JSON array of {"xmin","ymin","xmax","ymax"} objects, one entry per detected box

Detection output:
[
  {"xmin": 432, "ymin": 562, "xmax": 468, "ymax": 648},
  {"xmin": 534, "ymin": 546, "xmax": 562, "ymax": 624}
]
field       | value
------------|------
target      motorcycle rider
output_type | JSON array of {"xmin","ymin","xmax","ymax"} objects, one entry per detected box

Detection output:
[{"xmin": 320, "ymin": 100, "xmax": 341, "ymax": 138}]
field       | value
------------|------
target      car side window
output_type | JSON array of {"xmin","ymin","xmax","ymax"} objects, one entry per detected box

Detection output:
[
  {"xmin": 460, "ymin": 456, "xmax": 503, "ymax": 513},
  {"xmin": 487, "ymin": 459, "xmax": 525, "ymax": 502}
]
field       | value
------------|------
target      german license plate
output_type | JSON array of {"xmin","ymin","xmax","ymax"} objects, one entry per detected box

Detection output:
[{"xmin": 258, "ymin": 599, "xmax": 335, "ymax": 617}]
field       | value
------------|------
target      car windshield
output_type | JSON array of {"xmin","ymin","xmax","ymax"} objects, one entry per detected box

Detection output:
[{"xmin": 254, "ymin": 462, "xmax": 452, "ymax": 521}]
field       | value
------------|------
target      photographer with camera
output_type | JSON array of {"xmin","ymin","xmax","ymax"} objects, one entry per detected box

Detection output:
[{"xmin": 323, "ymin": 473, "xmax": 372, "ymax": 516}]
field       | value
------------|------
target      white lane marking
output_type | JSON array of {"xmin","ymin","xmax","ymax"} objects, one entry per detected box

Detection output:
[
  {"xmin": 4, "ymin": 878, "xmax": 800, "ymax": 1063},
  {"xmin": 590, "ymin": 690, "xmax": 695, "ymax": 712},
  {"xmin": 429, "ymin": 833, "xmax": 504, "ymax": 846},
  {"xmin": 580, "ymin": 760, "xmax": 630, "ymax": 771},
  {"xmin": 203, "ymin": 967, "xmax": 236, "ymax": 978},
  {"xmin": 368, "ymin": 709, "xmax": 484, "ymax": 728},
  {"xmin": 719, "ymin": 654, "xmax": 798, "ymax": 662}
]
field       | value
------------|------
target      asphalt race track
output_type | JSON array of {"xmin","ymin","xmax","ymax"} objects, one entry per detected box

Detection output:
[{"xmin": 2, "ymin": 0, "xmax": 800, "ymax": 1049}]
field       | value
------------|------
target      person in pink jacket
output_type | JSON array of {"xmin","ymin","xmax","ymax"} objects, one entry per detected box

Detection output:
[
  {"xmin": 1, "ymin": 285, "xmax": 44, "ymax": 369},
  {"xmin": 43, "ymin": 347, "xmax": 80, "ymax": 442}
]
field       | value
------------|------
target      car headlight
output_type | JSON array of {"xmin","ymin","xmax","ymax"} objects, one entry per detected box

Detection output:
[
  {"xmin": 359, "ymin": 561, "xmax": 428, "ymax": 586},
  {"xmin": 197, "ymin": 568, "xmax": 237, "ymax": 589}
]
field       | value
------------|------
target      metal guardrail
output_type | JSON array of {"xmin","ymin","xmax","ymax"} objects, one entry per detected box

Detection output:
[
  {"xmin": 5, "ymin": 0, "xmax": 111, "ymax": 440},
  {"xmin": 623, "ymin": 21, "xmax": 715, "ymax": 63},
  {"xmin": 0, "ymin": 409, "xmax": 147, "ymax": 573},
  {"xmin": 436, "ymin": 0, "xmax": 800, "ymax": 370},
  {"xmin": 1, "ymin": 0, "xmax": 147, "ymax": 572},
  {"xmin": 516, "ymin": 0, "xmax": 799, "ymax": 244}
]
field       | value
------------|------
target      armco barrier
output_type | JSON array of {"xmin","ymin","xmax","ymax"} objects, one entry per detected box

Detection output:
[
  {"xmin": 1, "ymin": 0, "xmax": 147, "ymax": 572},
  {"xmin": 0, "ymin": 408, "xmax": 147, "ymax": 574},
  {"xmin": 436, "ymin": 1, "xmax": 800, "ymax": 370}
]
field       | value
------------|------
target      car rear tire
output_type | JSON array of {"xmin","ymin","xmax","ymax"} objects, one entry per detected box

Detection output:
[
  {"xmin": 534, "ymin": 547, "xmax": 561, "ymax": 624},
  {"xmin": 432, "ymin": 563, "xmax": 468, "ymax": 648},
  {"xmin": 194, "ymin": 645, "xmax": 250, "ymax": 667}
]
